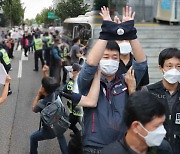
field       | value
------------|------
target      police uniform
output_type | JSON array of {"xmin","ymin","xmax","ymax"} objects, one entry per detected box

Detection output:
[
  {"xmin": 43, "ymin": 36, "xmax": 52, "ymax": 66},
  {"xmin": 0, "ymin": 48, "xmax": 11, "ymax": 72},
  {"xmin": 147, "ymin": 81, "xmax": 180, "ymax": 154},
  {"xmin": 49, "ymin": 46, "xmax": 62, "ymax": 83},
  {"xmin": 63, "ymin": 80, "xmax": 83, "ymax": 135},
  {"xmin": 0, "ymin": 48, "xmax": 12, "ymax": 93},
  {"xmin": 59, "ymin": 43, "xmax": 69, "ymax": 84},
  {"xmin": 34, "ymin": 38, "xmax": 44, "ymax": 71}
]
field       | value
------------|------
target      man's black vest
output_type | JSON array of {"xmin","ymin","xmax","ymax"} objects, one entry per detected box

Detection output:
[{"xmin": 147, "ymin": 81, "xmax": 180, "ymax": 149}]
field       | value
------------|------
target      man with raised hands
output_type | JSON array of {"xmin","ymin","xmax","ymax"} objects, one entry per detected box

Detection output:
[{"xmin": 78, "ymin": 6, "xmax": 147, "ymax": 154}]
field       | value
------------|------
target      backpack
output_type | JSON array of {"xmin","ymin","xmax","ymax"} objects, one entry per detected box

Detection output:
[{"xmin": 40, "ymin": 94, "xmax": 71, "ymax": 136}]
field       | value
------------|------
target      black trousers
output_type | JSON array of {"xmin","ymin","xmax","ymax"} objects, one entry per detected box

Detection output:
[
  {"xmin": 69, "ymin": 113, "xmax": 81, "ymax": 134},
  {"xmin": 62, "ymin": 61, "xmax": 68, "ymax": 84},
  {"xmin": 8, "ymin": 43, "xmax": 14, "ymax": 58},
  {"xmin": 5, "ymin": 64, "xmax": 11, "ymax": 91},
  {"xmin": 24, "ymin": 47, "xmax": 28, "ymax": 56},
  {"xmin": 34, "ymin": 50, "xmax": 44, "ymax": 70},
  {"xmin": 44, "ymin": 47, "xmax": 51, "ymax": 66},
  {"xmin": 49, "ymin": 64, "xmax": 61, "ymax": 84}
]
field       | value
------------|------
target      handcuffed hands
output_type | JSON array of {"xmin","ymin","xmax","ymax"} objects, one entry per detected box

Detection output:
[{"xmin": 99, "ymin": 6, "xmax": 137, "ymax": 40}]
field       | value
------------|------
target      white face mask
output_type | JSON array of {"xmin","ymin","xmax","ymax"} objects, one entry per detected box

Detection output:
[
  {"xmin": 100, "ymin": 59, "xmax": 119, "ymax": 76},
  {"xmin": 68, "ymin": 72, "xmax": 73, "ymax": 79},
  {"xmin": 163, "ymin": 68, "xmax": 180, "ymax": 84},
  {"xmin": 138, "ymin": 123, "xmax": 166, "ymax": 147},
  {"xmin": 118, "ymin": 42, "xmax": 132, "ymax": 55}
]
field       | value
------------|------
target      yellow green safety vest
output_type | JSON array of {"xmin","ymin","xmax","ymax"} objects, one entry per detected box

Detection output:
[
  {"xmin": 34, "ymin": 38, "xmax": 43, "ymax": 50},
  {"xmin": 59, "ymin": 44, "xmax": 68, "ymax": 61},
  {"xmin": 45, "ymin": 36, "xmax": 52, "ymax": 47},
  {"xmin": 66, "ymin": 80, "xmax": 83, "ymax": 117},
  {"xmin": 0, "ymin": 48, "xmax": 10, "ymax": 65}
]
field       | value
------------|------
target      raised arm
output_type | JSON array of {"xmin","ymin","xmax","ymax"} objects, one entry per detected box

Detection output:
[
  {"xmin": 122, "ymin": 6, "xmax": 146, "ymax": 62},
  {"xmin": 121, "ymin": 6, "xmax": 147, "ymax": 87},
  {"xmin": 32, "ymin": 86, "xmax": 43, "ymax": 112},
  {"xmin": 78, "ymin": 68, "xmax": 101, "ymax": 107},
  {"xmin": 0, "ymin": 75, "xmax": 11, "ymax": 104},
  {"xmin": 42, "ymin": 65, "xmax": 49, "ymax": 78},
  {"xmin": 86, "ymin": 7, "xmax": 111, "ymax": 66},
  {"xmin": 130, "ymin": 39, "xmax": 146, "ymax": 62}
]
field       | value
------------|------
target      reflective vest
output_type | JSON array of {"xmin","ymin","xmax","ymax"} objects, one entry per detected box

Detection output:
[
  {"xmin": 66, "ymin": 80, "xmax": 83, "ymax": 117},
  {"xmin": 45, "ymin": 36, "xmax": 52, "ymax": 47},
  {"xmin": 59, "ymin": 44, "xmax": 68, "ymax": 61},
  {"xmin": 34, "ymin": 38, "xmax": 43, "ymax": 50},
  {"xmin": 0, "ymin": 48, "xmax": 10, "ymax": 65}
]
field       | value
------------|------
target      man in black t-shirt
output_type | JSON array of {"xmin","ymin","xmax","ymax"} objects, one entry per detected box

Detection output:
[{"xmin": 116, "ymin": 40, "xmax": 149, "ymax": 90}]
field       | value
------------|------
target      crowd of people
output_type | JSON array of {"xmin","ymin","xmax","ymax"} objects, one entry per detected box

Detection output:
[{"xmin": 0, "ymin": 5, "xmax": 180, "ymax": 154}]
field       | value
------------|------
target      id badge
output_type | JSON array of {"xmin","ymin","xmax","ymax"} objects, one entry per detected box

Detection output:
[{"xmin": 175, "ymin": 113, "xmax": 180, "ymax": 124}]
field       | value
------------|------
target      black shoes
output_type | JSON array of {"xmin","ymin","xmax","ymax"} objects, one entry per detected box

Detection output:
[
  {"xmin": 8, "ymin": 90, "xmax": 12, "ymax": 96},
  {"xmin": 33, "ymin": 69, "xmax": 38, "ymax": 71}
]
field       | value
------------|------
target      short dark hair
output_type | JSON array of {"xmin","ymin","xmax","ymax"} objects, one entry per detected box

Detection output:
[
  {"xmin": 44, "ymin": 31, "xmax": 49, "ymax": 36},
  {"xmin": 55, "ymin": 30, "xmax": 59, "ymax": 34},
  {"xmin": 41, "ymin": 77, "xmax": 59, "ymax": 94},
  {"xmin": 124, "ymin": 91, "xmax": 166, "ymax": 128},
  {"xmin": 34, "ymin": 34, "xmax": 39, "ymax": 38},
  {"xmin": 73, "ymin": 37, "xmax": 80, "ymax": 43},
  {"xmin": 106, "ymin": 41, "xmax": 120, "ymax": 54},
  {"xmin": 72, "ymin": 63, "xmax": 81, "ymax": 72},
  {"xmin": 159, "ymin": 48, "xmax": 180, "ymax": 67}
]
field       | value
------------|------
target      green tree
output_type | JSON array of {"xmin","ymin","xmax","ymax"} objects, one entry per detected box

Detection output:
[
  {"xmin": 55, "ymin": 0, "xmax": 89, "ymax": 22},
  {"xmin": 24, "ymin": 18, "xmax": 36, "ymax": 25},
  {"xmin": 35, "ymin": 13, "xmax": 42, "ymax": 25},
  {"xmin": 35, "ymin": 7, "xmax": 54, "ymax": 26},
  {"xmin": 2, "ymin": 0, "xmax": 25, "ymax": 26},
  {"xmin": 93, "ymin": 0, "xmax": 109, "ymax": 10}
]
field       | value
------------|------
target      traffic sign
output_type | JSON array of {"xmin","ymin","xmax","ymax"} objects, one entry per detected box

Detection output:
[{"xmin": 48, "ymin": 12, "xmax": 58, "ymax": 19}]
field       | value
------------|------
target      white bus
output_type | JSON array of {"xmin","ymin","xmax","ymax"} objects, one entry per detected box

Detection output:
[{"xmin": 63, "ymin": 11, "xmax": 102, "ymax": 48}]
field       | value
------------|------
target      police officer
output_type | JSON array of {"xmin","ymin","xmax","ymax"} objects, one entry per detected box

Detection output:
[
  {"xmin": 59, "ymin": 39, "xmax": 70, "ymax": 84},
  {"xmin": 49, "ymin": 39, "xmax": 62, "ymax": 84},
  {"xmin": 63, "ymin": 63, "xmax": 83, "ymax": 136},
  {"xmin": 33, "ymin": 34, "xmax": 44, "ymax": 71},
  {"xmin": 43, "ymin": 32, "xmax": 52, "ymax": 66},
  {"xmin": 144, "ymin": 48, "xmax": 180, "ymax": 154},
  {"xmin": 0, "ymin": 46, "xmax": 12, "ymax": 95}
]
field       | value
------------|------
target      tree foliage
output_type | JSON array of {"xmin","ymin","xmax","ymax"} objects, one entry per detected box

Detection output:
[
  {"xmin": 93, "ymin": 0, "xmax": 109, "ymax": 10},
  {"xmin": 0, "ymin": 0, "xmax": 3, "ymax": 7},
  {"xmin": 2, "ymin": 0, "xmax": 25, "ymax": 26},
  {"xmin": 55, "ymin": 0, "xmax": 89, "ymax": 22},
  {"xmin": 24, "ymin": 18, "xmax": 36, "ymax": 26},
  {"xmin": 35, "ymin": 7, "xmax": 54, "ymax": 26}
]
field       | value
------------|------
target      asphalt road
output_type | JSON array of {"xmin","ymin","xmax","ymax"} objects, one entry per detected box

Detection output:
[{"xmin": 0, "ymin": 47, "xmax": 70, "ymax": 154}]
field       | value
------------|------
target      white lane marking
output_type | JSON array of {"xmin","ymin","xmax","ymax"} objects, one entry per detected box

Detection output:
[
  {"xmin": 17, "ymin": 51, "xmax": 28, "ymax": 78},
  {"xmin": 18, "ymin": 60, "xmax": 22, "ymax": 78},
  {"xmin": 21, "ymin": 51, "xmax": 28, "ymax": 61}
]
